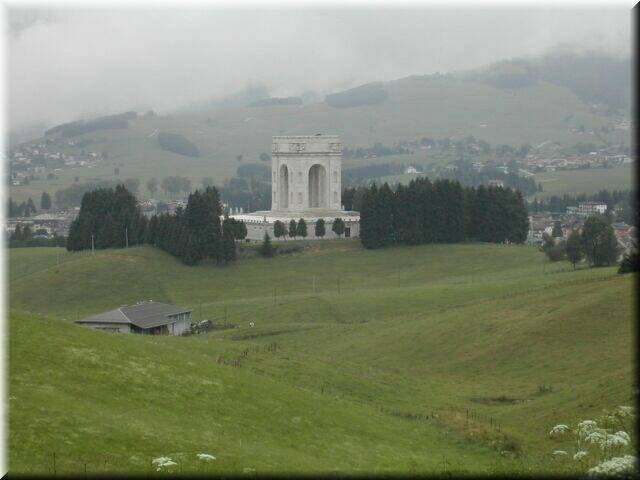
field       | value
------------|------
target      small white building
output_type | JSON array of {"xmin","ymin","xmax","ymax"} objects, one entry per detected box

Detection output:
[
  {"xmin": 76, "ymin": 301, "xmax": 192, "ymax": 335},
  {"xmin": 576, "ymin": 202, "xmax": 607, "ymax": 217}
]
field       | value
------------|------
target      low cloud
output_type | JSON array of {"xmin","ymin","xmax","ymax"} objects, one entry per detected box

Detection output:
[{"xmin": 7, "ymin": 7, "xmax": 631, "ymax": 131}]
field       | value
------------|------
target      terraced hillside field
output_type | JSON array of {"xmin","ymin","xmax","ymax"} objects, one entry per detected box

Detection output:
[{"xmin": 7, "ymin": 242, "xmax": 635, "ymax": 474}]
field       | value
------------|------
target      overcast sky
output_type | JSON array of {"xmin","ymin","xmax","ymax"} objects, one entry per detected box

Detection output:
[{"xmin": 6, "ymin": 6, "xmax": 632, "ymax": 132}]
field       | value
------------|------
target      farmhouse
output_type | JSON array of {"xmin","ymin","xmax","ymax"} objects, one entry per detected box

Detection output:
[{"xmin": 76, "ymin": 301, "xmax": 191, "ymax": 335}]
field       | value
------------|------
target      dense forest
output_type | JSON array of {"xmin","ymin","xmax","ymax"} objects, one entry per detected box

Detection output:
[
  {"xmin": 65, "ymin": 185, "xmax": 241, "ymax": 266},
  {"xmin": 356, "ymin": 178, "xmax": 529, "ymax": 249},
  {"xmin": 66, "ymin": 185, "xmax": 148, "ymax": 251}
]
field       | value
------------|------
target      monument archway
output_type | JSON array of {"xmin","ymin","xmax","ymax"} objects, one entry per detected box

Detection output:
[
  {"xmin": 279, "ymin": 164, "xmax": 289, "ymax": 209},
  {"xmin": 308, "ymin": 164, "xmax": 327, "ymax": 208}
]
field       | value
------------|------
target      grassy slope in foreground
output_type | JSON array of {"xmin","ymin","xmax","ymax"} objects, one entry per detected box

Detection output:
[{"xmin": 8, "ymin": 242, "xmax": 635, "ymax": 474}]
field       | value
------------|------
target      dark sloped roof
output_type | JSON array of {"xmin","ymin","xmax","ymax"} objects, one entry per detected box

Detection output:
[
  {"xmin": 76, "ymin": 308, "xmax": 129, "ymax": 325},
  {"xmin": 121, "ymin": 301, "xmax": 190, "ymax": 329},
  {"xmin": 76, "ymin": 301, "xmax": 190, "ymax": 329}
]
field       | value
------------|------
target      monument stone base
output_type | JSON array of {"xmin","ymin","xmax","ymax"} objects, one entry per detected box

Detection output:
[{"xmin": 230, "ymin": 209, "xmax": 360, "ymax": 241}]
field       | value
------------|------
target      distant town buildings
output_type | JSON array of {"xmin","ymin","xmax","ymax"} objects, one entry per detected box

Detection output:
[{"xmin": 566, "ymin": 202, "xmax": 608, "ymax": 217}]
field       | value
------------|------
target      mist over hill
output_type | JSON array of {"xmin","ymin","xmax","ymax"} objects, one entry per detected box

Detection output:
[{"xmin": 8, "ymin": 50, "xmax": 632, "ymax": 206}]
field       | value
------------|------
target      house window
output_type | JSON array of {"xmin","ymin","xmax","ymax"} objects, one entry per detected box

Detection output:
[
  {"xmin": 297, "ymin": 192, "xmax": 302, "ymax": 204},
  {"xmin": 298, "ymin": 171, "xmax": 302, "ymax": 183},
  {"xmin": 333, "ymin": 191, "xmax": 338, "ymax": 203},
  {"xmin": 333, "ymin": 171, "xmax": 338, "ymax": 182}
]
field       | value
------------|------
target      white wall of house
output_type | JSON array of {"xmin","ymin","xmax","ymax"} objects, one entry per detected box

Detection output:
[
  {"xmin": 81, "ymin": 322, "xmax": 131, "ymax": 333},
  {"xmin": 168, "ymin": 313, "xmax": 192, "ymax": 336}
]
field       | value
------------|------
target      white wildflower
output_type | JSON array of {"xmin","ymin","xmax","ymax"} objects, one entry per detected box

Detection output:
[
  {"xmin": 585, "ymin": 431, "xmax": 606, "ymax": 445},
  {"xmin": 587, "ymin": 455, "xmax": 637, "ymax": 476},
  {"xmin": 616, "ymin": 406, "xmax": 634, "ymax": 418},
  {"xmin": 574, "ymin": 451, "xmax": 588, "ymax": 461},
  {"xmin": 152, "ymin": 457, "xmax": 177, "ymax": 470},
  {"xmin": 550, "ymin": 424, "xmax": 570, "ymax": 436},
  {"xmin": 577, "ymin": 420, "xmax": 599, "ymax": 438},
  {"xmin": 197, "ymin": 453, "xmax": 216, "ymax": 461},
  {"xmin": 601, "ymin": 433, "xmax": 630, "ymax": 450},
  {"xmin": 249, "ymin": 322, "xmax": 254, "ymax": 328},
  {"xmin": 615, "ymin": 431, "xmax": 631, "ymax": 443}
]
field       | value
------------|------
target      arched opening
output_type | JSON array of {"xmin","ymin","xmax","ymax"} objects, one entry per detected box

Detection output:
[
  {"xmin": 308, "ymin": 164, "xmax": 327, "ymax": 208},
  {"xmin": 279, "ymin": 164, "xmax": 289, "ymax": 209}
]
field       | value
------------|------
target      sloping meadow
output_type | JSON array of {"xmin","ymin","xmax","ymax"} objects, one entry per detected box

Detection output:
[{"xmin": 7, "ymin": 242, "xmax": 635, "ymax": 474}]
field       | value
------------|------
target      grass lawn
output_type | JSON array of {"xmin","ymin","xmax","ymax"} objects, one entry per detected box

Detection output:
[{"xmin": 7, "ymin": 242, "xmax": 635, "ymax": 474}]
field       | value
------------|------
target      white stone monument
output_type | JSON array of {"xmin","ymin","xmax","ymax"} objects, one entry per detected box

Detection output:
[
  {"xmin": 271, "ymin": 135, "xmax": 342, "ymax": 213},
  {"xmin": 230, "ymin": 134, "xmax": 359, "ymax": 241}
]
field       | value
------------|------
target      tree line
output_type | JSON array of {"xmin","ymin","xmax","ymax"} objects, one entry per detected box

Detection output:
[
  {"xmin": 357, "ymin": 178, "xmax": 529, "ymax": 249},
  {"xmin": 65, "ymin": 185, "xmax": 246, "ymax": 266},
  {"xmin": 145, "ymin": 187, "xmax": 237, "ymax": 265}
]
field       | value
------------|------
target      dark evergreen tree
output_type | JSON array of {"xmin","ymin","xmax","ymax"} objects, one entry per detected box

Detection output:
[
  {"xmin": 296, "ymin": 218, "xmax": 308, "ymax": 239},
  {"xmin": 315, "ymin": 218, "xmax": 326, "ymax": 238},
  {"xmin": 273, "ymin": 220, "xmax": 286, "ymax": 240},
  {"xmin": 288, "ymin": 219, "xmax": 297, "ymax": 240},
  {"xmin": 25, "ymin": 197, "xmax": 37, "ymax": 216},
  {"xmin": 221, "ymin": 223, "xmax": 237, "ymax": 263},
  {"xmin": 40, "ymin": 192, "xmax": 52, "ymax": 210},
  {"xmin": 359, "ymin": 184, "xmax": 378, "ymax": 248},
  {"xmin": 260, "ymin": 232, "xmax": 274, "ymax": 257},
  {"xmin": 376, "ymin": 183, "xmax": 395, "ymax": 247},
  {"xmin": 66, "ymin": 185, "xmax": 144, "ymax": 251},
  {"xmin": 332, "ymin": 217, "xmax": 345, "ymax": 238}
]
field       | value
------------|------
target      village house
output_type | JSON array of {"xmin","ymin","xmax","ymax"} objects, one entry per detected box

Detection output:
[{"xmin": 76, "ymin": 300, "xmax": 192, "ymax": 335}]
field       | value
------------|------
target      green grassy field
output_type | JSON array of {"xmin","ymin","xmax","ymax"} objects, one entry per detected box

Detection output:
[
  {"xmin": 9, "ymin": 75, "xmax": 630, "ymax": 204},
  {"xmin": 532, "ymin": 163, "xmax": 635, "ymax": 199},
  {"xmin": 7, "ymin": 241, "xmax": 635, "ymax": 474}
]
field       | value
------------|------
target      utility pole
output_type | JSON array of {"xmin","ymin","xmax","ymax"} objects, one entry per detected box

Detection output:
[
  {"xmin": 91, "ymin": 234, "xmax": 95, "ymax": 255},
  {"xmin": 125, "ymin": 227, "xmax": 129, "ymax": 248}
]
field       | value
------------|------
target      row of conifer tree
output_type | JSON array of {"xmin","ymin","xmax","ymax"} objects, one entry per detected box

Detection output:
[
  {"xmin": 359, "ymin": 178, "xmax": 529, "ymax": 249},
  {"xmin": 66, "ymin": 185, "xmax": 245, "ymax": 265}
]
